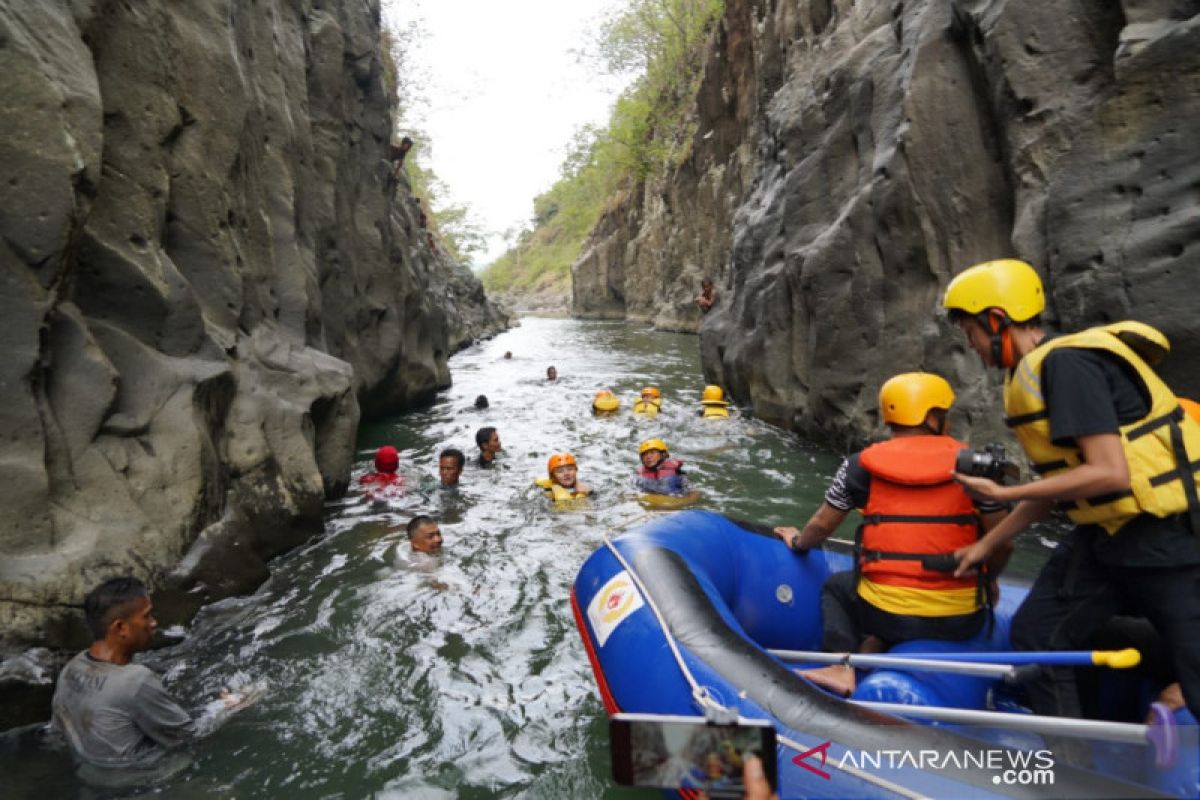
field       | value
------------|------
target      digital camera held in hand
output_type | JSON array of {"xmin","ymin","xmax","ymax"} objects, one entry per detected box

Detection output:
[{"xmin": 955, "ymin": 443, "xmax": 1019, "ymax": 483}]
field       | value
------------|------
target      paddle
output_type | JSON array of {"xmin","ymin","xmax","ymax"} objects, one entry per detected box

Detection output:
[
  {"xmin": 870, "ymin": 648, "xmax": 1142, "ymax": 669},
  {"xmin": 768, "ymin": 649, "xmax": 1035, "ymax": 682}
]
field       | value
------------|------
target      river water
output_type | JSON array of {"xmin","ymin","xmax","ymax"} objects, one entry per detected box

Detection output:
[{"xmin": 3, "ymin": 317, "xmax": 1056, "ymax": 798}]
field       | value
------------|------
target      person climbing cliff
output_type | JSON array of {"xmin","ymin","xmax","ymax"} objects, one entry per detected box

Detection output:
[{"xmin": 390, "ymin": 136, "xmax": 413, "ymax": 180}]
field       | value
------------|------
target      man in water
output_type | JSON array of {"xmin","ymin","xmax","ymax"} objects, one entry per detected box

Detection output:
[
  {"xmin": 408, "ymin": 515, "xmax": 444, "ymax": 554},
  {"xmin": 50, "ymin": 578, "xmax": 244, "ymax": 783},
  {"xmin": 546, "ymin": 366, "xmax": 558, "ymax": 382},
  {"xmin": 475, "ymin": 427, "xmax": 502, "ymax": 468},
  {"xmin": 438, "ymin": 448, "xmax": 465, "ymax": 488}
]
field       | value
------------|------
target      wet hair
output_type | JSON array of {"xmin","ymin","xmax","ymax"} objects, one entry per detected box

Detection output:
[
  {"xmin": 701, "ymin": 277, "xmax": 713, "ymax": 288},
  {"xmin": 474, "ymin": 395, "xmax": 489, "ymax": 409},
  {"xmin": 475, "ymin": 426, "xmax": 497, "ymax": 448},
  {"xmin": 406, "ymin": 515, "xmax": 436, "ymax": 539},
  {"xmin": 84, "ymin": 577, "xmax": 148, "ymax": 641},
  {"xmin": 400, "ymin": 136, "xmax": 413, "ymax": 148},
  {"xmin": 439, "ymin": 448, "xmax": 465, "ymax": 469}
]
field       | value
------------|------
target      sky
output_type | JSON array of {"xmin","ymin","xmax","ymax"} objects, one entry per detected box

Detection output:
[{"xmin": 381, "ymin": 0, "xmax": 631, "ymax": 268}]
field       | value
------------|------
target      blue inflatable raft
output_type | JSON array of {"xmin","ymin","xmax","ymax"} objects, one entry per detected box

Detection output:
[{"xmin": 571, "ymin": 511, "xmax": 1198, "ymax": 799}]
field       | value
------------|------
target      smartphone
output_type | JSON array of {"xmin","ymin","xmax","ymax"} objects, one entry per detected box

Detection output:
[{"xmin": 610, "ymin": 713, "xmax": 777, "ymax": 795}]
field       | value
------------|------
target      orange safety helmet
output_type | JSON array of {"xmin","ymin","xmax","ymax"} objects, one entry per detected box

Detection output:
[
  {"xmin": 547, "ymin": 453, "xmax": 577, "ymax": 476},
  {"xmin": 640, "ymin": 386, "xmax": 662, "ymax": 399}
]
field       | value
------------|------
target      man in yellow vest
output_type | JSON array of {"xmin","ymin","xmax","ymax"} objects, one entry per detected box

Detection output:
[
  {"xmin": 775, "ymin": 373, "xmax": 1009, "ymax": 696},
  {"xmin": 943, "ymin": 258, "xmax": 1200, "ymax": 722}
]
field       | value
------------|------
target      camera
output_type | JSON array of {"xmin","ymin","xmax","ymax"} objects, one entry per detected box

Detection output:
[{"xmin": 955, "ymin": 443, "xmax": 1019, "ymax": 483}]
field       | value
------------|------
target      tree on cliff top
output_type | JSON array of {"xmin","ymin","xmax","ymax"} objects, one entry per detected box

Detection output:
[{"xmin": 482, "ymin": 0, "xmax": 723, "ymax": 293}]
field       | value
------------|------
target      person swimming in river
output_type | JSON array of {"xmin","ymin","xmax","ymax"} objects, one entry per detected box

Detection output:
[
  {"xmin": 592, "ymin": 389, "xmax": 620, "ymax": 416},
  {"xmin": 699, "ymin": 385, "xmax": 731, "ymax": 418},
  {"xmin": 633, "ymin": 386, "xmax": 662, "ymax": 416},
  {"xmin": 50, "ymin": 578, "xmax": 255, "ymax": 787},
  {"xmin": 536, "ymin": 453, "xmax": 592, "ymax": 506},
  {"xmin": 359, "ymin": 446, "xmax": 406, "ymax": 498},
  {"xmin": 634, "ymin": 438, "xmax": 690, "ymax": 496}
]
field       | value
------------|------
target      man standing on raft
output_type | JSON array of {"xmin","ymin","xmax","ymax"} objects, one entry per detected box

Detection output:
[
  {"xmin": 775, "ymin": 373, "xmax": 1009, "ymax": 696},
  {"xmin": 944, "ymin": 258, "xmax": 1200, "ymax": 722}
]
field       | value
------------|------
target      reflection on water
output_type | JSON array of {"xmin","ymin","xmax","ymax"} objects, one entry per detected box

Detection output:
[{"xmin": 1, "ymin": 318, "xmax": 1056, "ymax": 798}]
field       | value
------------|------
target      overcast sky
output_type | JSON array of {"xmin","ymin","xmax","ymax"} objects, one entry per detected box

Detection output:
[{"xmin": 381, "ymin": 0, "xmax": 630, "ymax": 268}]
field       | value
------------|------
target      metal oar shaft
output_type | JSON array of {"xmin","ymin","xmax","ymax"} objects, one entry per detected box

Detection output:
[
  {"xmin": 855, "ymin": 700, "xmax": 1149, "ymax": 745},
  {"xmin": 768, "ymin": 648, "xmax": 1019, "ymax": 680}
]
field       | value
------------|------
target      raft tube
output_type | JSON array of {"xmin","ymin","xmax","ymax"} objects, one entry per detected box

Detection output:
[{"xmin": 571, "ymin": 511, "xmax": 1198, "ymax": 799}]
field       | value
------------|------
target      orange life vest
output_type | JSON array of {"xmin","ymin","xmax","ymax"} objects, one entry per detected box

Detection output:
[{"xmin": 856, "ymin": 436, "xmax": 983, "ymax": 616}]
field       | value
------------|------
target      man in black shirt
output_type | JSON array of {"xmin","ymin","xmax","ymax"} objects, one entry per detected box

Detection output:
[
  {"xmin": 943, "ymin": 258, "xmax": 1200, "ymax": 723},
  {"xmin": 475, "ymin": 426, "xmax": 501, "ymax": 468}
]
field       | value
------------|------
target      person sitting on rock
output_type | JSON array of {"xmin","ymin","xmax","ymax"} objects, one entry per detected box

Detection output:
[
  {"xmin": 407, "ymin": 515, "xmax": 443, "ymax": 554},
  {"xmin": 634, "ymin": 438, "xmax": 689, "ymax": 496},
  {"xmin": 773, "ymin": 373, "xmax": 1010, "ymax": 697},
  {"xmin": 695, "ymin": 278, "xmax": 717, "ymax": 313},
  {"xmin": 536, "ymin": 453, "xmax": 592, "ymax": 507},
  {"xmin": 475, "ymin": 427, "xmax": 502, "ymax": 468},
  {"xmin": 633, "ymin": 386, "xmax": 662, "ymax": 416},
  {"xmin": 359, "ymin": 446, "xmax": 406, "ymax": 496},
  {"xmin": 50, "ymin": 578, "xmax": 249, "ymax": 783},
  {"xmin": 390, "ymin": 136, "xmax": 412, "ymax": 180},
  {"xmin": 592, "ymin": 389, "xmax": 620, "ymax": 417}
]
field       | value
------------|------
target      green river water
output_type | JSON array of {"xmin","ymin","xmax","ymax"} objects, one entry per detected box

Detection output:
[{"xmin": 2, "ymin": 317, "xmax": 1058, "ymax": 798}]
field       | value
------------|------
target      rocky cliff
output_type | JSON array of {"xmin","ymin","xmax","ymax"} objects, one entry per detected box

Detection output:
[
  {"xmin": 572, "ymin": 0, "xmax": 1199, "ymax": 445},
  {"xmin": 0, "ymin": 0, "xmax": 506, "ymax": 655}
]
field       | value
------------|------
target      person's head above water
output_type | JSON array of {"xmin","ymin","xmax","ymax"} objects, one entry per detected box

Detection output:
[
  {"xmin": 639, "ymin": 386, "xmax": 661, "ymax": 403},
  {"xmin": 84, "ymin": 577, "xmax": 156, "ymax": 662},
  {"xmin": 475, "ymin": 427, "xmax": 501, "ymax": 458},
  {"xmin": 639, "ymin": 438, "xmax": 669, "ymax": 469},
  {"xmin": 547, "ymin": 366, "xmax": 558, "ymax": 381},
  {"xmin": 406, "ymin": 515, "xmax": 443, "ymax": 554},
  {"xmin": 503, "ymin": 351, "xmax": 513, "ymax": 359},
  {"xmin": 547, "ymin": 453, "xmax": 579, "ymax": 488},
  {"xmin": 374, "ymin": 445, "xmax": 400, "ymax": 474},
  {"xmin": 438, "ymin": 448, "xmax": 465, "ymax": 487},
  {"xmin": 474, "ymin": 394, "xmax": 490, "ymax": 410}
]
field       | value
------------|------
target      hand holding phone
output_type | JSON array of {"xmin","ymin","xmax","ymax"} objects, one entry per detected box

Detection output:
[{"xmin": 609, "ymin": 713, "xmax": 778, "ymax": 796}]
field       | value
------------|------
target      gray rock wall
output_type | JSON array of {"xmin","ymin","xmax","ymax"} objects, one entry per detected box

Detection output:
[
  {"xmin": 573, "ymin": 0, "xmax": 1200, "ymax": 446},
  {"xmin": 0, "ymin": 0, "xmax": 505, "ymax": 651}
]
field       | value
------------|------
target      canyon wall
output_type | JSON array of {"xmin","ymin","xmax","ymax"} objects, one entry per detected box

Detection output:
[
  {"xmin": 0, "ymin": 0, "xmax": 506, "ymax": 654},
  {"xmin": 572, "ymin": 0, "xmax": 1199, "ymax": 447}
]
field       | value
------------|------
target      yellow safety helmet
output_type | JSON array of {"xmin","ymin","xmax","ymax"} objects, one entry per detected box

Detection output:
[
  {"xmin": 942, "ymin": 259, "xmax": 1045, "ymax": 323},
  {"xmin": 879, "ymin": 372, "xmax": 955, "ymax": 427},
  {"xmin": 593, "ymin": 389, "xmax": 620, "ymax": 413},
  {"xmin": 639, "ymin": 438, "xmax": 669, "ymax": 455},
  {"xmin": 547, "ymin": 453, "xmax": 577, "ymax": 475},
  {"xmin": 701, "ymin": 385, "xmax": 727, "ymax": 404},
  {"xmin": 640, "ymin": 386, "xmax": 662, "ymax": 399}
]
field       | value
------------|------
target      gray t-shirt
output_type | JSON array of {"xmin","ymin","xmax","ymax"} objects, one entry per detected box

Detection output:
[{"xmin": 50, "ymin": 650, "xmax": 194, "ymax": 769}]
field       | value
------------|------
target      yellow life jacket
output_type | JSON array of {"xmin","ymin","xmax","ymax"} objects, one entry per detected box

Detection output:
[
  {"xmin": 534, "ymin": 477, "xmax": 589, "ymax": 509},
  {"xmin": 1004, "ymin": 322, "xmax": 1200, "ymax": 534},
  {"xmin": 633, "ymin": 400, "xmax": 661, "ymax": 416},
  {"xmin": 701, "ymin": 403, "xmax": 730, "ymax": 419}
]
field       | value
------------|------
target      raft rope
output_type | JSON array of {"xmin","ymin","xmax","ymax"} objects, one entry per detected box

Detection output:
[{"xmin": 600, "ymin": 525, "xmax": 932, "ymax": 799}]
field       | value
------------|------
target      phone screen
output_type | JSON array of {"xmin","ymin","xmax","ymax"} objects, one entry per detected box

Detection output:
[{"xmin": 610, "ymin": 713, "xmax": 777, "ymax": 794}]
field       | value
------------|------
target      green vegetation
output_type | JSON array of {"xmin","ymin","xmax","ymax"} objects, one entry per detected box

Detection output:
[{"xmin": 481, "ymin": 0, "xmax": 723, "ymax": 295}]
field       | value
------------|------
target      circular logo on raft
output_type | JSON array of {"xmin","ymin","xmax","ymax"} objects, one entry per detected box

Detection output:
[
  {"xmin": 587, "ymin": 570, "xmax": 646, "ymax": 647},
  {"xmin": 601, "ymin": 579, "xmax": 636, "ymax": 622}
]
